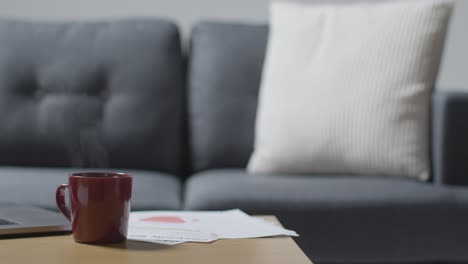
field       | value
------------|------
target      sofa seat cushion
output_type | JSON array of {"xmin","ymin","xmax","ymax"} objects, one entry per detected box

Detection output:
[
  {"xmin": 184, "ymin": 169, "xmax": 468, "ymax": 262},
  {"xmin": 0, "ymin": 167, "xmax": 181, "ymax": 211}
]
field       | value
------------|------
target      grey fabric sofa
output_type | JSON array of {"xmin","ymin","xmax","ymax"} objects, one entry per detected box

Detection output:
[{"xmin": 0, "ymin": 19, "xmax": 467, "ymax": 264}]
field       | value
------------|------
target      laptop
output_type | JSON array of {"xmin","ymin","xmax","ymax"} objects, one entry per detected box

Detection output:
[{"xmin": 0, "ymin": 203, "xmax": 71, "ymax": 237}]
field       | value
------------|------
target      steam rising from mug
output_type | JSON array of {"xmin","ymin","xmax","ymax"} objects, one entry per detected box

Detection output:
[
  {"xmin": 66, "ymin": 126, "xmax": 109, "ymax": 168},
  {"xmin": 38, "ymin": 95, "xmax": 109, "ymax": 168}
]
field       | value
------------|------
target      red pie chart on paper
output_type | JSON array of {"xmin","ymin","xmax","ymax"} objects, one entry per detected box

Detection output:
[{"xmin": 140, "ymin": 216, "xmax": 185, "ymax": 223}]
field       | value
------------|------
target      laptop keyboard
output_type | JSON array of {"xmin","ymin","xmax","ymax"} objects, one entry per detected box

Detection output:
[{"xmin": 0, "ymin": 218, "xmax": 17, "ymax": 225}]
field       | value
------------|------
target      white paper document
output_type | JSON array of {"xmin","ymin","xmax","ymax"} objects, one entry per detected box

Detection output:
[{"xmin": 127, "ymin": 209, "xmax": 298, "ymax": 245}]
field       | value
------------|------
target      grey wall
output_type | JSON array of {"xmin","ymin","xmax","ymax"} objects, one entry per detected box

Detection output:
[{"xmin": 0, "ymin": 0, "xmax": 466, "ymax": 90}]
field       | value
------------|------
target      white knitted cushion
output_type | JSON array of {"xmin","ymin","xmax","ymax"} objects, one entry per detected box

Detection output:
[{"xmin": 248, "ymin": 1, "xmax": 453, "ymax": 181}]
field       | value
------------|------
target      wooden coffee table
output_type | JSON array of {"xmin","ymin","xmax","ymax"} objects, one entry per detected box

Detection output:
[{"xmin": 0, "ymin": 216, "xmax": 312, "ymax": 264}]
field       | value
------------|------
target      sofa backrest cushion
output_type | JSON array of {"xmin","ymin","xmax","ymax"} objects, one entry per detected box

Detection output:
[
  {"xmin": 188, "ymin": 22, "xmax": 268, "ymax": 172},
  {"xmin": 0, "ymin": 19, "xmax": 184, "ymax": 175}
]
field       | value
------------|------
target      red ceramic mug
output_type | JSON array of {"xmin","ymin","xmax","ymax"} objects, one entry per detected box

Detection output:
[{"xmin": 56, "ymin": 172, "xmax": 132, "ymax": 243}]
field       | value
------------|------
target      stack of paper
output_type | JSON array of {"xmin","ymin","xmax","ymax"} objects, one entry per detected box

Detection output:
[{"xmin": 127, "ymin": 209, "xmax": 298, "ymax": 245}]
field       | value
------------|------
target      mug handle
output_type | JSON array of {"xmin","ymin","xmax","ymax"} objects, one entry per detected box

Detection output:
[{"xmin": 56, "ymin": 184, "xmax": 71, "ymax": 221}]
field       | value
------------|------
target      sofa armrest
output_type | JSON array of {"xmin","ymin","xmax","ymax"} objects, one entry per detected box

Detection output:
[{"xmin": 432, "ymin": 91, "xmax": 468, "ymax": 185}]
